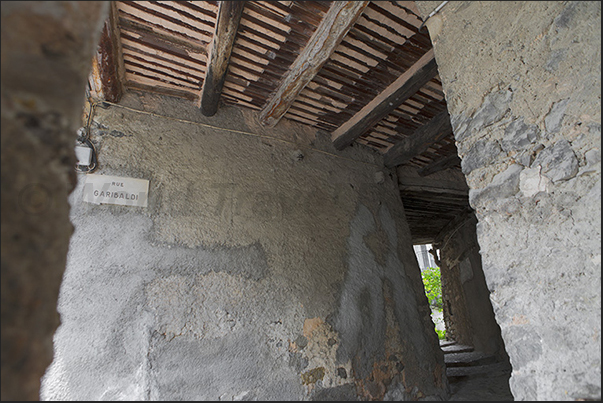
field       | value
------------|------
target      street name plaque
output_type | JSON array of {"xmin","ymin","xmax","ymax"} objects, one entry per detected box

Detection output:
[{"xmin": 83, "ymin": 174, "xmax": 149, "ymax": 207}]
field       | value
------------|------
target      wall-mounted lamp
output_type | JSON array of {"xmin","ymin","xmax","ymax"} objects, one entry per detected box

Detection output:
[{"xmin": 75, "ymin": 127, "xmax": 97, "ymax": 173}]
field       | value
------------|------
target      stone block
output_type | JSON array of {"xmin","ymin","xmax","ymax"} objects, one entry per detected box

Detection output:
[
  {"xmin": 501, "ymin": 118, "xmax": 540, "ymax": 153},
  {"xmin": 469, "ymin": 164, "xmax": 523, "ymax": 208},
  {"xmin": 519, "ymin": 167, "xmax": 551, "ymax": 198},
  {"xmin": 544, "ymin": 99, "xmax": 570, "ymax": 135},
  {"xmin": 531, "ymin": 139, "xmax": 578, "ymax": 182},
  {"xmin": 461, "ymin": 138, "xmax": 503, "ymax": 174}
]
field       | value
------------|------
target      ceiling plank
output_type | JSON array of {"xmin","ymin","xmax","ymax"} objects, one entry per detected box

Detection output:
[
  {"xmin": 417, "ymin": 153, "xmax": 461, "ymax": 177},
  {"xmin": 96, "ymin": 5, "xmax": 125, "ymax": 103},
  {"xmin": 127, "ymin": 80, "xmax": 198, "ymax": 102},
  {"xmin": 118, "ymin": 14, "xmax": 208, "ymax": 54},
  {"xmin": 331, "ymin": 48, "xmax": 437, "ymax": 150},
  {"xmin": 259, "ymin": 1, "xmax": 369, "ymax": 127},
  {"xmin": 384, "ymin": 109, "xmax": 452, "ymax": 168},
  {"xmin": 199, "ymin": 1, "xmax": 245, "ymax": 116}
]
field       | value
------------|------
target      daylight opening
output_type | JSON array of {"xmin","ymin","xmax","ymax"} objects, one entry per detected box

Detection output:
[{"xmin": 413, "ymin": 244, "xmax": 446, "ymax": 340}]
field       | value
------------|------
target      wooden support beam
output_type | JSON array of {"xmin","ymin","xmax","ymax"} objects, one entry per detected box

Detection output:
[
  {"xmin": 200, "ymin": 1, "xmax": 244, "ymax": 116},
  {"xmin": 418, "ymin": 153, "xmax": 462, "ymax": 177},
  {"xmin": 109, "ymin": 2, "xmax": 126, "ymax": 96},
  {"xmin": 96, "ymin": 5, "xmax": 125, "ymax": 103},
  {"xmin": 331, "ymin": 48, "xmax": 438, "ymax": 150},
  {"xmin": 384, "ymin": 110, "xmax": 452, "ymax": 168},
  {"xmin": 259, "ymin": 1, "xmax": 369, "ymax": 127},
  {"xmin": 397, "ymin": 177, "xmax": 469, "ymax": 197}
]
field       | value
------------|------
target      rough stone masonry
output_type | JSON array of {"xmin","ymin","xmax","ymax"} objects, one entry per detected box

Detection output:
[
  {"xmin": 1, "ymin": 2, "xmax": 109, "ymax": 400},
  {"xmin": 416, "ymin": 1, "xmax": 601, "ymax": 401}
]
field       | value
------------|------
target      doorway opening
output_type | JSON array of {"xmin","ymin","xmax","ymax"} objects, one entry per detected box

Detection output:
[{"xmin": 414, "ymin": 244, "xmax": 446, "ymax": 340}]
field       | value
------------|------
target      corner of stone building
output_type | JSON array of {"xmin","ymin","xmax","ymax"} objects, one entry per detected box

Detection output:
[
  {"xmin": 415, "ymin": 1, "xmax": 601, "ymax": 400},
  {"xmin": 1, "ymin": 2, "xmax": 110, "ymax": 401}
]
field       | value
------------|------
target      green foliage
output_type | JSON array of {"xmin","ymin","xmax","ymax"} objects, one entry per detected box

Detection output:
[
  {"xmin": 432, "ymin": 310, "xmax": 446, "ymax": 340},
  {"xmin": 421, "ymin": 266, "xmax": 443, "ymax": 310},
  {"xmin": 422, "ymin": 266, "xmax": 447, "ymax": 339}
]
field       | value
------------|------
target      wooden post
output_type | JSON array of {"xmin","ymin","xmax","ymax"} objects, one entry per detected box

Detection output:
[
  {"xmin": 200, "ymin": 1, "xmax": 244, "ymax": 116},
  {"xmin": 97, "ymin": 14, "xmax": 123, "ymax": 103}
]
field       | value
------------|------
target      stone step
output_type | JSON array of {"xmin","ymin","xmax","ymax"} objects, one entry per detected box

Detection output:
[
  {"xmin": 439, "ymin": 339, "xmax": 457, "ymax": 348},
  {"xmin": 444, "ymin": 351, "xmax": 497, "ymax": 367},
  {"xmin": 441, "ymin": 343, "xmax": 474, "ymax": 354},
  {"xmin": 446, "ymin": 361, "xmax": 512, "ymax": 383}
]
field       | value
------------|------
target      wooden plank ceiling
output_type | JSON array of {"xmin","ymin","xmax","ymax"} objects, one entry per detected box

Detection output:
[{"xmin": 89, "ymin": 0, "xmax": 470, "ymax": 244}]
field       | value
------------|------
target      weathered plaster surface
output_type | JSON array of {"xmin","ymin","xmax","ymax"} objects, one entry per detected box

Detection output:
[
  {"xmin": 41, "ymin": 92, "xmax": 446, "ymax": 400},
  {"xmin": 417, "ymin": 1, "xmax": 601, "ymax": 400},
  {"xmin": 1, "ymin": 2, "xmax": 108, "ymax": 400}
]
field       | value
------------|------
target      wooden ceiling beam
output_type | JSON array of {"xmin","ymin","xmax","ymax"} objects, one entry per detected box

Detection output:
[
  {"xmin": 331, "ymin": 48, "xmax": 438, "ymax": 150},
  {"xmin": 259, "ymin": 1, "xmax": 369, "ymax": 127},
  {"xmin": 95, "ymin": 3, "xmax": 126, "ymax": 103},
  {"xmin": 199, "ymin": 1, "xmax": 245, "ymax": 116},
  {"xmin": 417, "ymin": 153, "xmax": 461, "ymax": 177},
  {"xmin": 384, "ymin": 109, "xmax": 452, "ymax": 168}
]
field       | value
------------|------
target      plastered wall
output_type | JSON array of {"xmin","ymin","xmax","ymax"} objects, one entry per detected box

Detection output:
[
  {"xmin": 40, "ymin": 92, "xmax": 447, "ymax": 401},
  {"xmin": 416, "ymin": 1, "xmax": 601, "ymax": 400}
]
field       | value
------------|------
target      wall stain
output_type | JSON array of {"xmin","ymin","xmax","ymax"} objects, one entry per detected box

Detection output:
[{"xmin": 301, "ymin": 367, "xmax": 325, "ymax": 385}]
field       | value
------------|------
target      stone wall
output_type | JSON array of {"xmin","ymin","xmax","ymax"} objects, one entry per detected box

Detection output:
[
  {"xmin": 435, "ymin": 212, "xmax": 508, "ymax": 362},
  {"xmin": 416, "ymin": 1, "xmax": 601, "ymax": 400},
  {"xmin": 40, "ymin": 92, "xmax": 447, "ymax": 401},
  {"xmin": 1, "ymin": 2, "xmax": 108, "ymax": 400}
]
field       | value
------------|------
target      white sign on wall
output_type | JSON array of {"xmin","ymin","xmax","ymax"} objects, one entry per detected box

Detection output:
[{"xmin": 83, "ymin": 174, "xmax": 149, "ymax": 207}]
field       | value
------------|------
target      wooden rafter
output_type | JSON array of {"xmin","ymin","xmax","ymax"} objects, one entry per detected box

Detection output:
[
  {"xmin": 331, "ymin": 48, "xmax": 438, "ymax": 150},
  {"xmin": 117, "ymin": 15, "xmax": 208, "ymax": 54},
  {"xmin": 259, "ymin": 1, "xmax": 369, "ymax": 127},
  {"xmin": 200, "ymin": 1, "xmax": 244, "ymax": 116},
  {"xmin": 417, "ymin": 153, "xmax": 461, "ymax": 177},
  {"xmin": 384, "ymin": 110, "xmax": 452, "ymax": 168}
]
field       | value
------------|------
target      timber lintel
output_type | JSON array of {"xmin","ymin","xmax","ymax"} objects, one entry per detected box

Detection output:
[
  {"xmin": 331, "ymin": 48, "xmax": 438, "ymax": 151},
  {"xmin": 384, "ymin": 109, "xmax": 452, "ymax": 168}
]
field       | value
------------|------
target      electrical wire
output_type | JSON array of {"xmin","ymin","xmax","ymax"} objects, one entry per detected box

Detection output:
[
  {"xmin": 419, "ymin": 1, "xmax": 449, "ymax": 31},
  {"xmin": 96, "ymin": 100, "xmax": 382, "ymax": 168},
  {"xmin": 75, "ymin": 97, "xmax": 99, "ymax": 173}
]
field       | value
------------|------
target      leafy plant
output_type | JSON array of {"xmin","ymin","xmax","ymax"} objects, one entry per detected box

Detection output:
[
  {"xmin": 422, "ymin": 266, "xmax": 446, "ymax": 339},
  {"xmin": 421, "ymin": 266, "xmax": 443, "ymax": 310}
]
